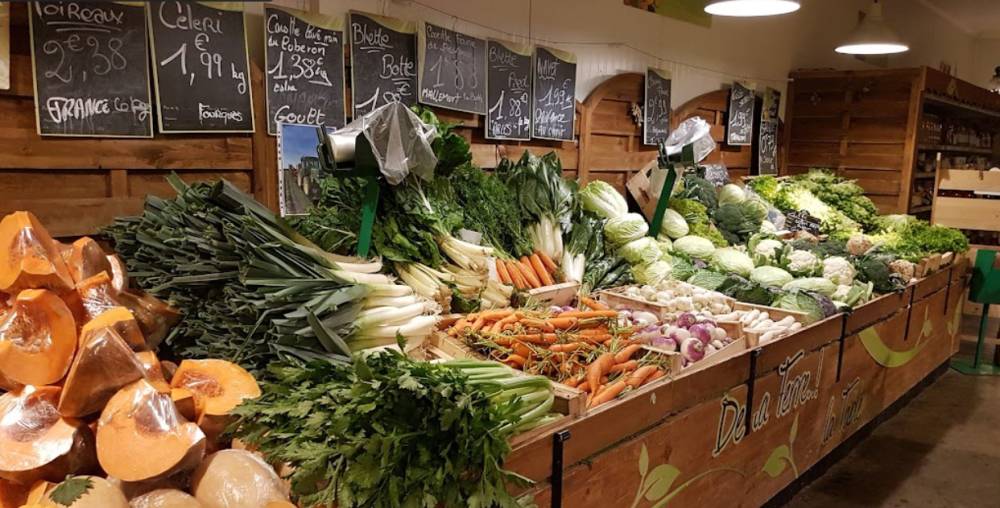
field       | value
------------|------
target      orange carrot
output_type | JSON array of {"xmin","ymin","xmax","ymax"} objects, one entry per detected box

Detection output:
[
  {"xmin": 563, "ymin": 376, "xmax": 583, "ymax": 388},
  {"xmin": 549, "ymin": 342, "xmax": 585, "ymax": 353},
  {"xmin": 545, "ymin": 317, "xmax": 578, "ymax": 330},
  {"xmin": 469, "ymin": 316, "xmax": 487, "ymax": 332},
  {"xmin": 510, "ymin": 333, "xmax": 558, "ymax": 344},
  {"xmin": 505, "ymin": 354, "xmax": 526, "ymax": 367},
  {"xmin": 579, "ymin": 381, "xmax": 593, "ymax": 393},
  {"xmin": 530, "ymin": 253, "xmax": 555, "ymax": 286},
  {"xmin": 580, "ymin": 333, "xmax": 613, "ymax": 344},
  {"xmin": 626, "ymin": 365, "xmax": 658, "ymax": 388},
  {"xmin": 512, "ymin": 342, "xmax": 532, "ymax": 358},
  {"xmin": 495, "ymin": 260, "xmax": 512, "ymax": 285},
  {"xmin": 537, "ymin": 250, "xmax": 559, "ymax": 273},
  {"xmin": 518, "ymin": 258, "xmax": 542, "ymax": 288},
  {"xmin": 520, "ymin": 318, "xmax": 555, "ymax": 332},
  {"xmin": 556, "ymin": 310, "xmax": 619, "ymax": 319},
  {"xmin": 578, "ymin": 327, "xmax": 610, "ymax": 336},
  {"xmin": 493, "ymin": 312, "xmax": 521, "ymax": 332},
  {"xmin": 609, "ymin": 360, "xmax": 639, "ymax": 374},
  {"xmin": 581, "ymin": 296, "xmax": 609, "ymax": 311},
  {"xmin": 590, "ymin": 379, "xmax": 628, "ymax": 407},
  {"xmin": 506, "ymin": 261, "xmax": 529, "ymax": 289},
  {"xmin": 642, "ymin": 369, "xmax": 666, "ymax": 385},
  {"xmin": 479, "ymin": 309, "xmax": 514, "ymax": 321},
  {"xmin": 448, "ymin": 317, "xmax": 469, "ymax": 336},
  {"xmin": 586, "ymin": 352, "xmax": 615, "ymax": 395},
  {"xmin": 614, "ymin": 344, "xmax": 643, "ymax": 364}
]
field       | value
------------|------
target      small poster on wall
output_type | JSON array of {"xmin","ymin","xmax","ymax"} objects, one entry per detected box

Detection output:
[
  {"xmin": 277, "ymin": 122, "xmax": 333, "ymax": 216},
  {"xmin": 349, "ymin": 12, "xmax": 417, "ymax": 117},
  {"xmin": 726, "ymin": 81, "xmax": 755, "ymax": 146},
  {"xmin": 643, "ymin": 67, "xmax": 672, "ymax": 146},
  {"xmin": 532, "ymin": 46, "xmax": 576, "ymax": 141},
  {"xmin": 0, "ymin": 3, "xmax": 9, "ymax": 91},
  {"xmin": 418, "ymin": 22, "xmax": 487, "ymax": 114},
  {"xmin": 758, "ymin": 87, "xmax": 781, "ymax": 175},
  {"xmin": 485, "ymin": 39, "xmax": 531, "ymax": 141}
]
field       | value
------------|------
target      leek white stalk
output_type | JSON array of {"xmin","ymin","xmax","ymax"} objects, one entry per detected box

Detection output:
[
  {"xmin": 355, "ymin": 315, "xmax": 440, "ymax": 340},
  {"xmin": 355, "ymin": 301, "xmax": 435, "ymax": 329},
  {"xmin": 362, "ymin": 294, "xmax": 422, "ymax": 309},
  {"xmin": 332, "ymin": 269, "xmax": 393, "ymax": 285},
  {"xmin": 369, "ymin": 284, "xmax": 414, "ymax": 298}
]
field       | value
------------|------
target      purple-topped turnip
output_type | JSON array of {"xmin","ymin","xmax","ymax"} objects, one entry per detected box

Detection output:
[{"xmin": 680, "ymin": 337, "xmax": 705, "ymax": 363}]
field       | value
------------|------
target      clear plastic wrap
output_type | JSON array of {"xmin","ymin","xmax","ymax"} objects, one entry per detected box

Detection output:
[
  {"xmin": 130, "ymin": 488, "xmax": 204, "ymax": 508},
  {"xmin": 0, "ymin": 211, "xmax": 74, "ymax": 293},
  {"xmin": 190, "ymin": 449, "xmax": 289, "ymax": 508},
  {"xmin": 0, "ymin": 385, "xmax": 96, "ymax": 485},
  {"xmin": 328, "ymin": 101, "xmax": 437, "ymax": 185},
  {"xmin": 646, "ymin": 117, "xmax": 718, "ymax": 199},
  {"xmin": 0, "ymin": 289, "xmax": 77, "ymax": 388},
  {"xmin": 62, "ymin": 237, "xmax": 112, "ymax": 285},
  {"xmin": 96, "ymin": 379, "xmax": 206, "ymax": 483},
  {"xmin": 57, "ymin": 326, "xmax": 145, "ymax": 418},
  {"xmin": 44, "ymin": 476, "xmax": 130, "ymax": 508}
]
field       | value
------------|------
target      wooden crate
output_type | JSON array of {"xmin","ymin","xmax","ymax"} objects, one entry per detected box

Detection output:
[
  {"xmin": 597, "ymin": 284, "xmax": 737, "ymax": 321},
  {"xmin": 526, "ymin": 281, "xmax": 580, "ymax": 307}
]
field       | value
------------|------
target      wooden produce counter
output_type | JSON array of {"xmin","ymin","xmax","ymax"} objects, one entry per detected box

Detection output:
[{"xmin": 504, "ymin": 258, "xmax": 967, "ymax": 507}]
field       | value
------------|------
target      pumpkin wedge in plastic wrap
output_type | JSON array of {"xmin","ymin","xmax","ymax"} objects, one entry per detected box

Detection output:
[
  {"xmin": 80, "ymin": 307, "xmax": 145, "ymax": 351},
  {"xmin": 33, "ymin": 476, "xmax": 129, "ymax": 508},
  {"xmin": 129, "ymin": 489, "xmax": 204, "ymax": 508},
  {"xmin": 23, "ymin": 481, "xmax": 52, "ymax": 505},
  {"xmin": 190, "ymin": 450, "xmax": 289, "ymax": 508},
  {"xmin": 75, "ymin": 272, "xmax": 121, "ymax": 324},
  {"xmin": 58, "ymin": 327, "xmax": 146, "ymax": 418},
  {"xmin": 134, "ymin": 351, "xmax": 170, "ymax": 393},
  {"xmin": 0, "ymin": 479, "xmax": 27, "ymax": 508},
  {"xmin": 169, "ymin": 360, "xmax": 260, "ymax": 443},
  {"xmin": 96, "ymin": 379, "xmax": 206, "ymax": 482},
  {"xmin": 113, "ymin": 290, "xmax": 180, "ymax": 351},
  {"xmin": 62, "ymin": 238, "xmax": 112, "ymax": 286},
  {"xmin": 106, "ymin": 254, "xmax": 129, "ymax": 294},
  {"xmin": 0, "ymin": 386, "xmax": 97, "ymax": 485},
  {"xmin": 0, "ymin": 289, "xmax": 77, "ymax": 388},
  {"xmin": 0, "ymin": 212, "xmax": 74, "ymax": 294}
]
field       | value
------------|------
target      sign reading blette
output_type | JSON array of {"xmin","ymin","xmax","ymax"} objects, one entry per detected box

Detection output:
[
  {"xmin": 264, "ymin": 7, "xmax": 346, "ymax": 135},
  {"xmin": 643, "ymin": 68, "xmax": 671, "ymax": 146},
  {"xmin": 532, "ymin": 47, "xmax": 576, "ymax": 141},
  {"xmin": 486, "ymin": 40, "xmax": 531, "ymax": 141},
  {"xmin": 29, "ymin": 2, "xmax": 152, "ymax": 137},
  {"xmin": 418, "ymin": 23, "xmax": 486, "ymax": 114},
  {"xmin": 758, "ymin": 87, "xmax": 781, "ymax": 175},
  {"xmin": 349, "ymin": 12, "xmax": 416, "ymax": 117},
  {"xmin": 148, "ymin": 1, "xmax": 254, "ymax": 133},
  {"xmin": 726, "ymin": 81, "xmax": 754, "ymax": 146}
]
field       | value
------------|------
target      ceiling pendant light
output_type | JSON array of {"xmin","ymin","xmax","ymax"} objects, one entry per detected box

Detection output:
[
  {"xmin": 836, "ymin": 0, "xmax": 909, "ymax": 55},
  {"xmin": 704, "ymin": 0, "xmax": 800, "ymax": 17}
]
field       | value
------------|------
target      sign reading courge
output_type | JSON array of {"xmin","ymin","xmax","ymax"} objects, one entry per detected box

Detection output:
[
  {"xmin": 643, "ymin": 67, "xmax": 671, "ymax": 146},
  {"xmin": 148, "ymin": 1, "xmax": 254, "ymax": 133},
  {"xmin": 726, "ymin": 81, "xmax": 754, "ymax": 146},
  {"xmin": 29, "ymin": 1, "xmax": 153, "ymax": 137},
  {"xmin": 264, "ymin": 6, "xmax": 346, "ymax": 135},
  {"xmin": 418, "ymin": 22, "xmax": 486, "ymax": 114},
  {"xmin": 485, "ymin": 40, "xmax": 531, "ymax": 141},
  {"xmin": 532, "ymin": 46, "xmax": 576, "ymax": 141},
  {"xmin": 349, "ymin": 12, "xmax": 417, "ymax": 117}
]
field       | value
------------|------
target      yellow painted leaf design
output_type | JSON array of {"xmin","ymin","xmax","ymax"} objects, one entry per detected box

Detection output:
[
  {"xmin": 859, "ymin": 326, "xmax": 926, "ymax": 368},
  {"xmin": 947, "ymin": 302, "xmax": 962, "ymax": 336},
  {"xmin": 920, "ymin": 307, "xmax": 933, "ymax": 339},
  {"xmin": 643, "ymin": 464, "xmax": 681, "ymax": 501},
  {"xmin": 789, "ymin": 414, "xmax": 799, "ymax": 443},
  {"xmin": 639, "ymin": 444, "xmax": 649, "ymax": 477},
  {"xmin": 762, "ymin": 445, "xmax": 790, "ymax": 478}
]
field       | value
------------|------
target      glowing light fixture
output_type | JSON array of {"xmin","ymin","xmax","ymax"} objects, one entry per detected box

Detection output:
[
  {"xmin": 703, "ymin": 0, "xmax": 800, "ymax": 17},
  {"xmin": 835, "ymin": 0, "xmax": 909, "ymax": 55}
]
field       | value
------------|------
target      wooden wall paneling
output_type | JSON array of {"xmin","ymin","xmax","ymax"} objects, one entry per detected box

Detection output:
[
  {"xmin": 899, "ymin": 69, "xmax": 928, "ymax": 212},
  {"xmin": 672, "ymin": 88, "xmax": 755, "ymax": 178},
  {"xmin": 577, "ymin": 73, "xmax": 654, "ymax": 190}
]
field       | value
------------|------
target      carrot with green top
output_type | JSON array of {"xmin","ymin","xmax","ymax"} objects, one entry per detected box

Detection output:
[
  {"xmin": 614, "ymin": 344, "xmax": 643, "ymax": 364},
  {"xmin": 642, "ymin": 369, "xmax": 666, "ymax": 385},
  {"xmin": 626, "ymin": 365, "xmax": 659, "ymax": 388},
  {"xmin": 581, "ymin": 296, "xmax": 609, "ymax": 311},
  {"xmin": 505, "ymin": 354, "xmax": 526, "ymax": 367},
  {"xmin": 609, "ymin": 360, "xmax": 639, "ymax": 374},
  {"xmin": 586, "ymin": 352, "xmax": 615, "ymax": 396},
  {"xmin": 556, "ymin": 310, "xmax": 619, "ymax": 319},
  {"xmin": 496, "ymin": 260, "xmax": 512, "ymax": 285},
  {"xmin": 530, "ymin": 253, "xmax": 555, "ymax": 286},
  {"xmin": 520, "ymin": 318, "xmax": 555, "ymax": 332},
  {"xmin": 537, "ymin": 250, "xmax": 559, "ymax": 273},
  {"xmin": 518, "ymin": 257, "xmax": 543, "ymax": 288},
  {"xmin": 590, "ymin": 379, "xmax": 628, "ymax": 407},
  {"xmin": 549, "ymin": 342, "xmax": 585, "ymax": 353},
  {"xmin": 510, "ymin": 333, "xmax": 558, "ymax": 344}
]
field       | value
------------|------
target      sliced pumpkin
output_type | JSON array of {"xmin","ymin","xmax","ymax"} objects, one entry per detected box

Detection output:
[
  {"xmin": 169, "ymin": 360, "xmax": 260, "ymax": 443},
  {"xmin": 80, "ymin": 307, "xmax": 145, "ymax": 351},
  {"xmin": 0, "ymin": 212, "xmax": 73, "ymax": 293},
  {"xmin": 134, "ymin": 352, "xmax": 170, "ymax": 393},
  {"xmin": 96, "ymin": 379, "xmax": 206, "ymax": 482},
  {"xmin": 0, "ymin": 289, "xmax": 77, "ymax": 387},
  {"xmin": 129, "ymin": 489, "xmax": 203, "ymax": 508},
  {"xmin": 114, "ymin": 291, "xmax": 180, "ymax": 351},
  {"xmin": 0, "ymin": 479, "xmax": 28, "ymax": 508},
  {"xmin": 24, "ymin": 481, "xmax": 53, "ymax": 505},
  {"xmin": 75, "ymin": 273, "xmax": 119, "ymax": 324},
  {"xmin": 0, "ymin": 386, "xmax": 96, "ymax": 485},
  {"xmin": 58, "ymin": 328, "xmax": 146, "ymax": 418},
  {"xmin": 106, "ymin": 255, "xmax": 129, "ymax": 294},
  {"xmin": 63, "ymin": 238, "xmax": 111, "ymax": 286},
  {"xmin": 170, "ymin": 389, "xmax": 200, "ymax": 423},
  {"xmin": 38, "ymin": 476, "xmax": 128, "ymax": 508},
  {"xmin": 190, "ymin": 450, "xmax": 289, "ymax": 508}
]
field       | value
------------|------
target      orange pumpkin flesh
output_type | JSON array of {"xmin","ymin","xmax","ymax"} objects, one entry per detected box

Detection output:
[
  {"xmin": 134, "ymin": 351, "xmax": 171, "ymax": 393},
  {"xmin": 106, "ymin": 255, "xmax": 129, "ymax": 294},
  {"xmin": 0, "ymin": 386, "xmax": 96, "ymax": 485},
  {"xmin": 63, "ymin": 238, "xmax": 112, "ymax": 286},
  {"xmin": 0, "ymin": 479, "xmax": 27, "ymax": 508},
  {"xmin": 169, "ymin": 360, "xmax": 260, "ymax": 443},
  {"xmin": 58, "ymin": 328, "xmax": 146, "ymax": 418},
  {"xmin": 0, "ymin": 212, "xmax": 73, "ymax": 294},
  {"xmin": 80, "ymin": 307, "xmax": 145, "ymax": 351},
  {"xmin": 24, "ymin": 481, "xmax": 52, "ymax": 504},
  {"xmin": 0, "ymin": 289, "xmax": 77, "ymax": 387},
  {"xmin": 170, "ymin": 388, "xmax": 201, "ymax": 423},
  {"xmin": 114, "ymin": 291, "xmax": 181, "ymax": 351},
  {"xmin": 96, "ymin": 380, "xmax": 206, "ymax": 482},
  {"xmin": 75, "ymin": 272, "xmax": 120, "ymax": 324}
]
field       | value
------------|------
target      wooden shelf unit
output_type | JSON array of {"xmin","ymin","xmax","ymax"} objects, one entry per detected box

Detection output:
[{"xmin": 783, "ymin": 67, "xmax": 1000, "ymax": 215}]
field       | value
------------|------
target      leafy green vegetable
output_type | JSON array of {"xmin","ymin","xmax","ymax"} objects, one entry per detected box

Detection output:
[
  {"xmin": 632, "ymin": 260, "xmax": 672, "ymax": 285},
  {"xmin": 789, "ymin": 169, "xmax": 879, "ymax": 230},
  {"xmin": 673, "ymin": 235, "xmax": 716, "ymax": 259},
  {"xmin": 231, "ymin": 352, "xmax": 553, "ymax": 508},
  {"xmin": 579, "ymin": 180, "xmax": 628, "ymax": 219},
  {"xmin": 448, "ymin": 162, "xmax": 533, "ymax": 258},
  {"xmin": 688, "ymin": 222, "xmax": 728, "ymax": 247},
  {"xmin": 669, "ymin": 198, "xmax": 709, "ymax": 224},
  {"xmin": 659, "ymin": 209, "xmax": 690, "ymax": 239},
  {"xmin": 713, "ymin": 199, "xmax": 767, "ymax": 245},
  {"xmin": 717, "ymin": 275, "xmax": 777, "ymax": 305},
  {"xmin": 675, "ymin": 174, "xmax": 718, "ymax": 211},
  {"xmin": 604, "ymin": 213, "xmax": 649, "ymax": 246},
  {"xmin": 620, "ymin": 237, "xmax": 661, "ymax": 264},
  {"xmin": 773, "ymin": 290, "xmax": 825, "ymax": 323},
  {"xmin": 746, "ymin": 176, "xmax": 780, "ymax": 203},
  {"xmin": 287, "ymin": 177, "xmax": 367, "ymax": 255},
  {"xmin": 750, "ymin": 265, "xmax": 794, "ymax": 287},
  {"xmin": 710, "ymin": 247, "xmax": 755, "ymax": 277},
  {"xmin": 718, "ymin": 184, "xmax": 746, "ymax": 206},
  {"xmin": 687, "ymin": 270, "xmax": 728, "ymax": 291},
  {"xmin": 782, "ymin": 277, "xmax": 837, "ymax": 297},
  {"xmin": 666, "ymin": 255, "xmax": 696, "ymax": 281},
  {"xmin": 48, "ymin": 477, "xmax": 93, "ymax": 506},
  {"xmin": 853, "ymin": 252, "xmax": 907, "ymax": 293},
  {"xmin": 872, "ymin": 216, "xmax": 969, "ymax": 262},
  {"xmin": 498, "ymin": 151, "xmax": 578, "ymax": 235}
]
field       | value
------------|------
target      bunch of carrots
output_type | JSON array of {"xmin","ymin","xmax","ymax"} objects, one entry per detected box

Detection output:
[
  {"xmin": 446, "ymin": 297, "xmax": 668, "ymax": 408},
  {"xmin": 496, "ymin": 250, "xmax": 559, "ymax": 290}
]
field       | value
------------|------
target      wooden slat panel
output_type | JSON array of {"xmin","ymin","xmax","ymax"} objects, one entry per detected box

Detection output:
[
  {"xmin": 0, "ymin": 198, "xmax": 146, "ymax": 237},
  {"xmin": 870, "ymin": 194, "xmax": 902, "ymax": 214},
  {"xmin": 469, "ymin": 144, "xmax": 579, "ymax": 170},
  {"xmin": 588, "ymin": 171, "xmax": 628, "ymax": 193},
  {"xmin": 933, "ymin": 197, "xmax": 1000, "ymax": 230},
  {"xmin": 0, "ymin": 171, "xmax": 108, "ymax": 199},
  {"xmin": 129, "ymin": 171, "xmax": 253, "ymax": 198},
  {"xmin": 588, "ymin": 151, "xmax": 656, "ymax": 172},
  {"xmin": 847, "ymin": 117, "xmax": 907, "ymax": 142},
  {"xmin": 938, "ymin": 169, "xmax": 1000, "ymax": 192}
]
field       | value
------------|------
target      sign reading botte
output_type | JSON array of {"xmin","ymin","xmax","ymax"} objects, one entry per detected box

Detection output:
[
  {"xmin": 485, "ymin": 40, "xmax": 531, "ymax": 141},
  {"xmin": 532, "ymin": 46, "xmax": 576, "ymax": 141},
  {"xmin": 264, "ymin": 6, "xmax": 346, "ymax": 135},
  {"xmin": 148, "ymin": 1, "xmax": 255, "ymax": 133},
  {"xmin": 29, "ymin": 2, "xmax": 153, "ymax": 137},
  {"xmin": 726, "ymin": 81, "xmax": 754, "ymax": 146},
  {"xmin": 417, "ymin": 22, "xmax": 486, "ymax": 115},
  {"xmin": 349, "ymin": 12, "xmax": 416, "ymax": 117}
]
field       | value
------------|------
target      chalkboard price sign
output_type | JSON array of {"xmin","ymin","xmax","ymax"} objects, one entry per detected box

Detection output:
[
  {"xmin": 758, "ymin": 87, "xmax": 781, "ymax": 175},
  {"xmin": 349, "ymin": 12, "xmax": 417, "ymax": 117},
  {"xmin": 264, "ymin": 6, "xmax": 346, "ymax": 135},
  {"xmin": 485, "ymin": 40, "xmax": 530, "ymax": 141},
  {"xmin": 148, "ymin": 1, "xmax": 255, "ymax": 133},
  {"xmin": 643, "ymin": 67, "xmax": 671, "ymax": 146},
  {"xmin": 532, "ymin": 46, "xmax": 576, "ymax": 141},
  {"xmin": 29, "ymin": 2, "xmax": 153, "ymax": 137},
  {"xmin": 418, "ymin": 23, "xmax": 486, "ymax": 114},
  {"xmin": 726, "ymin": 81, "xmax": 755, "ymax": 146}
]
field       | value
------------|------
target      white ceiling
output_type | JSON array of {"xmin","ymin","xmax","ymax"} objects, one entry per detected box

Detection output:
[{"xmin": 919, "ymin": 0, "xmax": 1000, "ymax": 38}]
